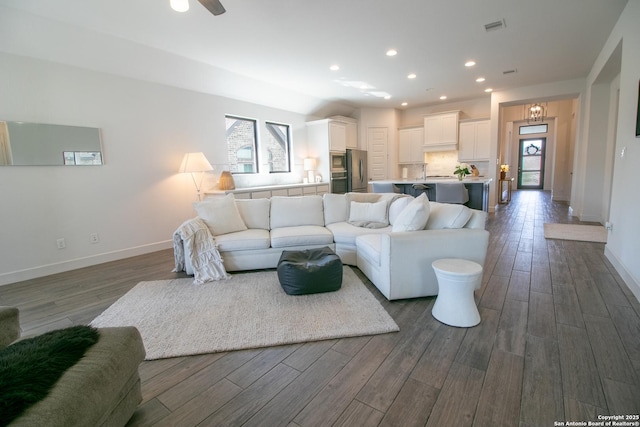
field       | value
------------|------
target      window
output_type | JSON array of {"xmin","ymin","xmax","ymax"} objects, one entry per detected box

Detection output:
[
  {"xmin": 226, "ymin": 116, "xmax": 258, "ymax": 173},
  {"xmin": 519, "ymin": 124, "xmax": 548, "ymax": 135},
  {"xmin": 264, "ymin": 122, "xmax": 291, "ymax": 173}
]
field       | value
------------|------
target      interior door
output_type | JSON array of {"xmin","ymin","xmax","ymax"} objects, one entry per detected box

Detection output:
[
  {"xmin": 518, "ymin": 138, "xmax": 546, "ymax": 189},
  {"xmin": 367, "ymin": 127, "xmax": 388, "ymax": 181}
]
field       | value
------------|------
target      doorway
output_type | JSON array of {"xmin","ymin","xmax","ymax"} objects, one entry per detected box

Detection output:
[{"xmin": 518, "ymin": 138, "xmax": 546, "ymax": 189}]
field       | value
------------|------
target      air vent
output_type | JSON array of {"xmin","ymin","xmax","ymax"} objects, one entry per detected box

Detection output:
[
  {"xmin": 484, "ymin": 19, "xmax": 506, "ymax": 32},
  {"xmin": 503, "ymin": 69, "xmax": 518, "ymax": 75}
]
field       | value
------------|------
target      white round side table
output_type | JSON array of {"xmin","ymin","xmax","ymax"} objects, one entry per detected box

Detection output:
[{"xmin": 431, "ymin": 258, "xmax": 483, "ymax": 327}]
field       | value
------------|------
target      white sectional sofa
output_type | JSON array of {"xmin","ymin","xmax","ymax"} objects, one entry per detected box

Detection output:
[{"xmin": 174, "ymin": 192, "xmax": 489, "ymax": 300}]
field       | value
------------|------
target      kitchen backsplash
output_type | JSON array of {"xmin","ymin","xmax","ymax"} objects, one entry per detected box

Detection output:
[{"xmin": 397, "ymin": 151, "xmax": 490, "ymax": 178}]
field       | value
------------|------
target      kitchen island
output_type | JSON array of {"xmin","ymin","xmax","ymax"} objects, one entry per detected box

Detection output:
[{"xmin": 370, "ymin": 177, "xmax": 491, "ymax": 211}]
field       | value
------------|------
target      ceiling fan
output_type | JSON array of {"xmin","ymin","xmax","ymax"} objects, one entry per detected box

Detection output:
[
  {"xmin": 197, "ymin": 0, "xmax": 226, "ymax": 16},
  {"xmin": 170, "ymin": 0, "xmax": 225, "ymax": 15}
]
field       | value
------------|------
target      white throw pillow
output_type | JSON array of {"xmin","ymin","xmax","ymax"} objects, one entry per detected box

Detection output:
[
  {"xmin": 348, "ymin": 200, "xmax": 389, "ymax": 228},
  {"xmin": 193, "ymin": 194, "xmax": 247, "ymax": 236},
  {"xmin": 388, "ymin": 196, "xmax": 412, "ymax": 225},
  {"xmin": 392, "ymin": 193, "xmax": 430, "ymax": 232},
  {"xmin": 235, "ymin": 198, "xmax": 270, "ymax": 230},
  {"xmin": 425, "ymin": 202, "xmax": 472, "ymax": 229}
]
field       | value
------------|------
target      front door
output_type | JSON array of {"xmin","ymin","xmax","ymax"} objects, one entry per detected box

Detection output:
[{"xmin": 518, "ymin": 138, "xmax": 545, "ymax": 189}]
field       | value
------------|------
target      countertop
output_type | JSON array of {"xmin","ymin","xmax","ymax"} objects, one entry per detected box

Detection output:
[
  {"xmin": 204, "ymin": 181, "xmax": 328, "ymax": 195},
  {"xmin": 372, "ymin": 177, "xmax": 492, "ymax": 185}
]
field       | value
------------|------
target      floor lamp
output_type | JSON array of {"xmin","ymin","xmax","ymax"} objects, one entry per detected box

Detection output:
[{"xmin": 180, "ymin": 152, "xmax": 213, "ymax": 201}]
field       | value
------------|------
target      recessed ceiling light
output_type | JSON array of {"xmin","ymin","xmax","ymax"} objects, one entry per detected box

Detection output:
[
  {"xmin": 465, "ymin": 61, "xmax": 476, "ymax": 67},
  {"xmin": 386, "ymin": 49, "xmax": 398, "ymax": 57},
  {"xmin": 476, "ymin": 77, "xmax": 486, "ymax": 82},
  {"xmin": 329, "ymin": 64, "xmax": 340, "ymax": 71},
  {"xmin": 384, "ymin": 95, "xmax": 391, "ymax": 100},
  {"xmin": 407, "ymin": 73, "xmax": 417, "ymax": 79},
  {"xmin": 170, "ymin": 0, "xmax": 189, "ymax": 12},
  {"xmin": 439, "ymin": 95, "xmax": 447, "ymax": 100},
  {"xmin": 484, "ymin": 88, "xmax": 493, "ymax": 92},
  {"xmin": 401, "ymin": 102, "xmax": 408, "ymax": 106}
]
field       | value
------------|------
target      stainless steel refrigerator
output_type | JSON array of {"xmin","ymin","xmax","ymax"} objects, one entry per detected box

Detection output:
[{"xmin": 346, "ymin": 149, "xmax": 368, "ymax": 193}]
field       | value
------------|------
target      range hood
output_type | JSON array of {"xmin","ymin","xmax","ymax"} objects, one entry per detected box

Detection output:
[{"xmin": 423, "ymin": 142, "xmax": 458, "ymax": 152}]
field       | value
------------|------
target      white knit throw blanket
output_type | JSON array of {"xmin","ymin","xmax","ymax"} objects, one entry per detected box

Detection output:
[{"xmin": 172, "ymin": 218, "xmax": 229, "ymax": 284}]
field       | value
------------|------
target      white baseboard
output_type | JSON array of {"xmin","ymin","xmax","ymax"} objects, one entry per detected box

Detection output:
[
  {"xmin": 0, "ymin": 241, "xmax": 173, "ymax": 287},
  {"xmin": 604, "ymin": 246, "xmax": 640, "ymax": 303}
]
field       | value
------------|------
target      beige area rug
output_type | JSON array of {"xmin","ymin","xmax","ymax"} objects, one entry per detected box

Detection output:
[
  {"xmin": 543, "ymin": 223, "xmax": 608, "ymax": 243},
  {"xmin": 91, "ymin": 267, "xmax": 398, "ymax": 360}
]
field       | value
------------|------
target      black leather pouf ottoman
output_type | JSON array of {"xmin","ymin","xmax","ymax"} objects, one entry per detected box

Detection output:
[{"xmin": 277, "ymin": 247, "xmax": 343, "ymax": 295}]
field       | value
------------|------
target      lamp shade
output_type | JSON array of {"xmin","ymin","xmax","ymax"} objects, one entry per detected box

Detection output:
[
  {"xmin": 303, "ymin": 158, "xmax": 316, "ymax": 171},
  {"xmin": 180, "ymin": 152, "xmax": 212, "ymax": 173},
  {"xmin": 218, "ymin": 171, "xmax": 235, "ymax": 190}
]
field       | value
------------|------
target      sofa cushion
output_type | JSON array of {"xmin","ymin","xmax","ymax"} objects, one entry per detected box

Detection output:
[
  {"xmin": 235, "ymin": 198, "xmax": 270, "ymax": 230},
  {"xmin": 270, "ymin": 196, "xmax": 324, "ymax": 228},
  {"xmin": 348, "ymin": 200, "xmax": 389, "ymax": 228},
  {"xmin": 194, "ymin": 194, "xmax": 247, "ymax": 236},
  {"xmin": 215, "ymin": 229, "xmax": 271, "ymax": 252},
  {"xmin": 323, "ymin": 193, "xmax": 348, "ymax": 225},
  {"xmin": 355, "ymin": 234, "xmax": 382, "ymax": 267},
  {"xmin": 326, "ymin": 221, "xmax": 391, "ymax": 245},
  {"xmin": 270, "ymin": 226, "xmax": 334, "ymax": 248},
  {"xmin": 425, "ymin": 202, "xmax": 472, "ymax": 229},
  {"xmin": 392, "ymin": 193, "xmax": 430, "ymax": 232}
]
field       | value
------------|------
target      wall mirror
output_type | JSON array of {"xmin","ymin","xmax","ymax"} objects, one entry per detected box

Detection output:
[{"xmin": 0, "ymin": 121, "xmax": 103, "ymax": 166}]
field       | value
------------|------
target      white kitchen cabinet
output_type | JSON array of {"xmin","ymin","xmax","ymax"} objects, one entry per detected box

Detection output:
[
  {"xmin": 423, "ymin": 111, "xmax": 459, "ymax": 150},
  {"xmin": 398, "ymin": 127, "xmax": 424, "ymax": 164},
  {"xmin": 307, "ymin": 116, "xmax": 358, "ymax": 153},
  {"xmin": 345, "ymin": 120, "xmax": 358, "ymax": 149},
  {"xmin": 328, "ymin": 121, "xmax": 346, "ymax": 152},
  {"xmin": 458, "ymin": 119, "xmax": 490, "ymax": 161}
]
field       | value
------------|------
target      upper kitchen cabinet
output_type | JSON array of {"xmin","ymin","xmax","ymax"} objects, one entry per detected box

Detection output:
[
  {"xmin": 307, "ymin": 116, "xmax": 357, "ymax": 153},
  {"xmin": 458, "ymin": 119, "xmax": 490, "ymax": 161},
  {"xmin": 423, "ymin": 111, "xmax": 459, "ymax": 151},
  {"xmin": 398, "ymin": 127, "xmax": 424, "ymax": 164}
]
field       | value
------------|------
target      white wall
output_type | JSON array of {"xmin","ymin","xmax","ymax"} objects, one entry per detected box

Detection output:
[
  {"xmin": 596, "ymin": 1, "xmax": 640, "ymax": 301},
  {"xmin": 0, "ymin": 53, "xmax": 316, "ymax": 285}
]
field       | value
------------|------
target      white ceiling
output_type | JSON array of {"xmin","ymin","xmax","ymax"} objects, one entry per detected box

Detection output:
[{"xmin": 0, "ymin": 0, "xmax": 629, "ymax": 113}]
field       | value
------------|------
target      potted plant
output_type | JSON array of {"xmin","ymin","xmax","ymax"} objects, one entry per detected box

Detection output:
[
  {"xmin": 500, "ymin": 164, "xmax": 509, "ymax": 180},
  {"xmin": 454, "ymin": 163, "xmax": 471, "ymax": 181}
]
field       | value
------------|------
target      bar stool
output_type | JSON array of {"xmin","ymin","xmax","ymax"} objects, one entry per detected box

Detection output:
[{"xmin": 431, "ymin": 258, "xmax": 483, "ymax": 327}]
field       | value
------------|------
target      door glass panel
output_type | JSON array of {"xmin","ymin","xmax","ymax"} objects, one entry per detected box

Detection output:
[
  {"xmin": 519, "ymin": 124, "xmax": 548, "ymax": 135},
  {"xmin": 523, "ymin": 156, "xmax": 541, "ymax": 170},
  {"xmin": 521, "ymin": 171, "xmax": 541, "ymax": 186},
  {"xmin": 518, "ymin": 138, "xmax": 545, "ymax": 189}
]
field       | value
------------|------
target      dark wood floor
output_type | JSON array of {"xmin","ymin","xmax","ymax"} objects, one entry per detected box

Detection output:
[{"xmin": 1, "ymin": 190, "xmax": 639, "ymax": 426}]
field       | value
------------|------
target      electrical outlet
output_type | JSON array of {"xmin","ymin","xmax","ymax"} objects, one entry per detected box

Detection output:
[
  {"xmin": 56, "ymin": 238, "xmax": 66, "ymax": 249},
  {"xmin": 90, "ymin": 233, "xmax": 100, "ymax": 244}
]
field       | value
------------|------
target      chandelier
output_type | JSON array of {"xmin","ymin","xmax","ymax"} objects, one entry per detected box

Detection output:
[{"xmin": 525, "ymin": 103, "xmax": 546, "ymax": 124}]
